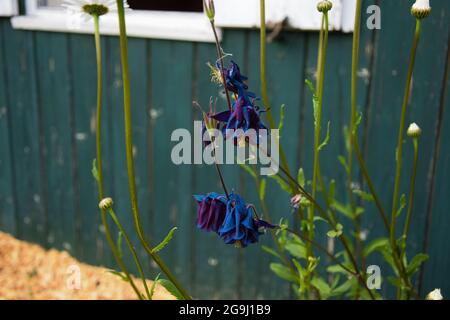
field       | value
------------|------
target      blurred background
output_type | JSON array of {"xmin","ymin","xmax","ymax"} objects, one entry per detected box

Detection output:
[{"xmin": 0, "ymin": 0, "xmax": 449, "ymax": 299}]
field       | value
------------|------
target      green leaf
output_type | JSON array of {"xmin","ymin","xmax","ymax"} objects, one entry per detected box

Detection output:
[
  {"xmin": 331, "ymin": 200, "xmax": 354, "ymax": 219},
  {"xmin": 305, "ymin": 79, "xmax": 319, "ymax": 125},
  {"xmin": 311, "ymin": 277, "xmax": 332, "ymax": 296},
  {"xmin": 285, "ymin": 241, "xmax": 307, "ymax": 259},
  {"xmin": 338, "ymin": 155, "xmax": 350, "ymax": 174},
  {"xmin": 407, "ymin": 254, "xmax": 428, "ymax": 276},
  {"xmin": 152, "ymin": 227, "xmax": 177, "ymax": 253},
  {"xmin": 352, "ymin": 112, "xmax": 363, "ymax": 135},
  {"xmin": 318, "ymin": 121, "xmax": 331, "ymax": 151},
  {"xmin": 239, "ymin": 164, "xmax": 257, "ymax": 179},
  {"xmin": 353, "ymin": 189, "xmax": 374, "ymax": 202},
  {"xmin": 259, "ymin": 178, "xmax": 266, "ymax": 201},
  {"xmin": 269, "ymin": 174, "xmax": 293, "ymax": 194},
  {"xmin": 92, "ymin": 159, "xmax": 99, "ymax": 182},
  {"xmin": 362, "ymin": 237, "xmax": 389, "ymax": 257},
  {"xmin": 278, "ymin": 104, "xmax": 286, "ymax": 135},
  {"xmin": 108, "ymin": 270, "xmax": 128, "ymax": 282},
  {"xmin": 331, "ymin": 279, "xmax": 353, "ymax": 296},
  {"xmin": 149, "ymin": 273, "xmax": 161, "ymax": 300},
  {"xmin": 157, "ymin": 279, "xmax": 184, "ymax": 300},
  {"xmin": 327, "ymin": 264, "xmax": 350, "ymax": 275},
  {"xmin": 262, "ymin": 245, "xmax": 282, "ymax": 260},
  {"xmin": 297, "ymin": 168, "xmax": 305, "ymax": 188},
  {"xmin": 395, "ymin": 194, "xmax": 407, "ymax": 217},
  {"xmin": 270, "ymin": 263, "xmax": 298, "ymax": 283}
]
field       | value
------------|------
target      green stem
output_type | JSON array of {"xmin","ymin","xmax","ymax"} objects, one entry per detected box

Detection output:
[
  {"xmin": 115, "ymin": 1, "xmax": 191, "ymax": 300},
  {"xmin": 93, "ymin": 14, "xmax": 142, "ymax": 300},
  {"xmin": 107, "ymin": 208, "xmax": 151, "ymax": 299},
  {"xmin": 308, "ymin": 12, "xmax": 329, "ymax": 254},
  {"xmin": 390, "ymin": 19, "xmax": 422, "ymax": 252},
  {"xmin": 259, "ymin": 0, "xmax": 295, "ymax": 192},
  {"xmin": 348, "ymin": 0, "xmax": 363, "ymax": 299}
]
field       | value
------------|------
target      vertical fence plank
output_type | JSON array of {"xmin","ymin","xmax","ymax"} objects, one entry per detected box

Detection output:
[
  {"xmin": 150, "ymin": 39, "xmax": 194, "ymax": 288},
  {"xmin": 34, "ymin": 32, "xmax": 76, "ymax": 254},
  {"xmin": 3, "ymin": 25, "xmax": 45, "ymax": 244},
  {"xmin": 0, "ymin": 20, "xmax": 17, "ymax": 235}
]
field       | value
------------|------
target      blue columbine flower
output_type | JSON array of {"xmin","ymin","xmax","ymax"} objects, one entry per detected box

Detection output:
[
  {"xmin": 218, "ymin": 193, "xmax": 275, "ymax": 247},
  {"xmin": 193, "ymin": 192, "xmax": 228, "ymax": 233}
]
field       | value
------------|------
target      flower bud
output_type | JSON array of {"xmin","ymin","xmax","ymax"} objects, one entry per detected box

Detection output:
[
  {"xmin": 411, "ymin": 0, "xmax": 431, "ymax": 19},
  {"xmin": 317, "ymin": 0, "xmax": 333, "ymax": 13},
  {"xmin": 99, "ymin": 197, "xmax": 114, "ymax": 210},
  {"xmin": 203, "ymin": 0, "xmax": 215, "ymax": 21},
  {"xmin": 426, "ymin": 288, "xmax": 443, "ymax": 300},
  {"xmin": 407, "ymin": 122, "xmax": 422, "ymax": 138}
]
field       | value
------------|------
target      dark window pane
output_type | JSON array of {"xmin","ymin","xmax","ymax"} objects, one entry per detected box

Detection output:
[{"xmin": 127, "ymin": 0, "xmax": 203, "ymax": 12}]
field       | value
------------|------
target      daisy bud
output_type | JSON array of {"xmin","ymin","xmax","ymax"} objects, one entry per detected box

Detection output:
[
  {"xmin": 99, "ymin": 197, "xmax": 114, "ymax": 210},
  {"xmin": 407, "ymin": 122, "xmax": 422, "ymax": 138},
  {"xmin": 317, "ymin": 0, "xmax": 333, "ymax": 13},
  {"xmin": 426, "ymin": 288, "xmax": 443, "ymax": 300},
  {"xmin": 411, "ymin": 0, "xmax": 431, "ymax": 19},
  {"xmin": 203, "ymin": 0, "xmax": 215, "ymax": 21}
]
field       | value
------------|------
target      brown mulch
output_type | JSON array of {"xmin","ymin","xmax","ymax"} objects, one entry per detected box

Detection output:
[{"xmin": 0, "ymin": 231, "xmax": 174, "ymax": 300}]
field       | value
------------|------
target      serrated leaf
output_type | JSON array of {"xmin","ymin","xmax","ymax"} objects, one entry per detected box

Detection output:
[
  {"xmin": 407, "ymin": 254, "xmax": 428, "ymax": 276},
  {"xmin": 157, "ymin": 279, "xmax": 184, "ymax": 300},
  {"xmin": 259, "ymin": 178, "xmax": 266, "ymax": 201},
  {"xmin": 239, "ymin": 164, "xmax": 257, "ymax": 179},
  {"xmin": 270, "ymin": 263, "xmax": 298, "ymax": 283},
  {"xmin": 152, "ymin": 227, "xmax": 177, "ymax": 253},
  {"xmin": 318, "ymin": 121, "xmax": 331, "ymax": 151},
  {"xmin": 353, "ymin": 189, "xmax": 374, "ymax": 202},
  {"xmin": 92, "ymin": 159, "xmax": 99, "ymax": 181},
  {"xmin": 297, "ymin": 168, "xmax": 305, "ymax": 188},
  {"xmin": 395, "ymin": 194, "xmax": 407, "ymax": 217},
  {"xmin": 362, "ymin": 237, "xmax": 389, "ymax": 257}
]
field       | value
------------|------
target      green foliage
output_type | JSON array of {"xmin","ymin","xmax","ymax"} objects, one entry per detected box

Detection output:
[
  {"xmin": 92, "ymin": 158, "xmax": 99, "ymax": 181},
  {"xmin": 149, "ymin": 273, "xmax": 161, "ymax": 300},
  {"xmin": 158, "ymin": 279, "xmax": 184, "ymax": 300},
  {"xmin": 152, "ymin": 227, "xmax": 177, "ymax": 254}
]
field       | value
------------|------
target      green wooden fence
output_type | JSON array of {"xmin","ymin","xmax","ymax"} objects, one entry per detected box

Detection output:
[{"xmin": 0, "ymin": 0, "xmax": 448, "ymax": 299}]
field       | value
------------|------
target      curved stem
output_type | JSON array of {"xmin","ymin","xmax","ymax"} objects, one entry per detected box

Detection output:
[
  {"xmin": 390, "ymin": 19, "xmax": 422, "ymax": 251},
  {"xmin": 107, "ymin": 208, "xmax": 151, "ymax": 299},
  {"xmin": 115, "ymin": 1, "xmax": 191, "ymax": 300},
  {"xmin": 93, "ymin": 14, "xmax": 142, "ymax": 300}
]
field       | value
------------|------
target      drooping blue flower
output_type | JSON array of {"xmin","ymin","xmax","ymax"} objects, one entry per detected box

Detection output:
[
  {"xmin": 193, "ymin": 192, "xmax": 227, "ymax": 233},
  {"xmin": 218, "ymin": 193, "xmax": 275, "ymax": 247},
  {"xmin": 219, "ymin": 61, "xmax": 255, "ymax": 97}
]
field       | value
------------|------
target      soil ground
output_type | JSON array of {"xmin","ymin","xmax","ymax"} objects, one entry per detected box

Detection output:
[{"xmin": 0, "ymin": 231, "xmax": 174, "ymax": 300}]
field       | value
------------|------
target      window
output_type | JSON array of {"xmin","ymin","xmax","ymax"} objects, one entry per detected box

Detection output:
[
  {"xmin": 0, "ymin": 0, "xmax": 18, "ymax": 17},
  {"xmin": 11, "ymin": 0, "xmax": 354, "ymax": 42}
]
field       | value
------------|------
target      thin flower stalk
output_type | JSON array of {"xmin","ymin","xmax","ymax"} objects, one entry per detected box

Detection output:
[
  {"xmin": 115, "ymin": 0, "xmax": 191, "ymax": 300},
  {"xmin": 92, "ymin": 14, "xmax": 141, "ymax": 300},
  {"xmin": 390, "ymin": 18, "xmax": 422, "ymax": 269}
]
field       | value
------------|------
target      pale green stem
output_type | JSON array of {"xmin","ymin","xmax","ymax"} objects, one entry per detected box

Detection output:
[
  {"xmin": 308, "ymin": 12, "xmax": 329, "ymax": 256},
  {"xmin": 107, "ymin": 208, "xmax": 151, "ymax": 299},
  {"xmin": 93, "ymin": 14, "xmax": 142, "ymax": 300},
  {"xmin": 348, "ymin": 1, "xmax": 363, "ymax": 299},
  {"xmin": 259, "ymin": 0, "xmax": 295, "ymax": 192},
  {"xmin": 390, "ymin": 19, "xmax": 422, "ymax": 270},
  {"xmin": 115, "ymin": 1, "xmax": 191, "ymax": 300}
]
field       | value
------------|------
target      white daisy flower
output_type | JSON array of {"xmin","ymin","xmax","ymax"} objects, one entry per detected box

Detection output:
[
  {"xmin": 411, "ymin": 0, "xmax": 431, "ymax": 19},
  {"xmin": 412, "ymin": 0, "xmax": 431, "ymax": 11},
  {"xmin": 62, "ymin": 0, "xmax": 129, "ymax": 20}
]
